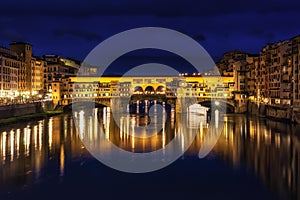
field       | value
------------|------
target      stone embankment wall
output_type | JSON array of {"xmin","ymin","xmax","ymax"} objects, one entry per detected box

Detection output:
[
  {"xmin": 0, "ymin": 101, "xmax": 54, "ymax": 119},
  {"xmin": 247, "ymin": 102, "xmax": 300, "ymax": 123}
]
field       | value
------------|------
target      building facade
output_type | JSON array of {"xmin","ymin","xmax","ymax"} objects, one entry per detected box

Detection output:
[
  {"xmin": 43, "ymin": 55, "xmax": 80, "ymax": 97},
  {"xmin": 10, "ymin": 42, "xmax": 33, "ymax": 96},
  {"xmin": 0, "ymin": 47, "xmax": 22, "ymax": 103},
  {"xmin": 9, "ymin": 42, "xmax": 45, "ymax": 98}
]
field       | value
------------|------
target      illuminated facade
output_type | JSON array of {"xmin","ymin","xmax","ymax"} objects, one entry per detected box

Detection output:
[
  {"xmin": 10, "ymin": 42, "xmax": 33, "ymax": 96},
  {"xmin": 31, "ymin": 57, "xmax": 46, "ymax": 96},
  {"xmin": 52, "ymin": 75, "xmax": 236, "ymax": 107},
  {"xmin": 216, "ymin": 37, "xmax": 300, "ymax": 111},
  {"xmin": 291, "ymin": 36, "xmax": 300, "ymax": 109},
  {"xmin": 0, "ymin": 47, "xmax": 22, "ymax": 101},
  {"xmin": 246, "ymin": 55, "xmax": 259, "ymax": 102},
  {"xmin": 259, "ymin": 40, "xmax": 293, "ymax": 106},
  {"xmin": 9, "ymin": 42, "xmax": 46, "ymax": 98},
  {"xmin": 216, "ymin": 51, "xmax": 259, "ymax": 110},
  {"xmin": 217, "ymin": 50, "xmax": 248, "ymax": 77},
  {"xmin": 43, "ymin": 55, "xmax": 80, "ymax": 97}
]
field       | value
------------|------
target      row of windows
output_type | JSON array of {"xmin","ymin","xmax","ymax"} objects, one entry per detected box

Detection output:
[
  {"xmin": 4, "ymin": 60, "xmax": 21, "ymax": 68},
  {"xmin": 132, "ymin": 79, "xmax": 166, "ymax": 84},
  {"xmin": 268, "ymin": 82, "xmax": 280, "ymax": 88},
  {"xmin": 0, "ymin": 67, "xmax": 18, "ymax": 75},
  {"xmin": 270, "ymin": 91, "xmax": 280, "ymax": 98},
  {"xmin": 0, "ymin": 75, "xmax": 18, "ymax": 82},
  {"xmin": 0, "ymin": 83, "xmax": 18, "ymax": 89},
  {"xmin": 71, "ymin": 93, "xmax": 110, "ymax": 97},
  {"xmin": 58, "ymin": 90, "xmax": 231, "ymax": 98}
]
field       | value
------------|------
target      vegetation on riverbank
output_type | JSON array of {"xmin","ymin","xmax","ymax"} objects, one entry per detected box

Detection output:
[{"xmin": 0, "ymin": 111, "xmax": 63, "ymax": 125}]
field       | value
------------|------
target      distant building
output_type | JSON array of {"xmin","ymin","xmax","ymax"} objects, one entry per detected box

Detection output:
[
  {"xmin": 43, "ymin": 55, "xmax": 80, "ymax": 96},
  {"xmin": 10, "ymin": 42, "xmax": 33, "ymax": 96},
  {"xmin": 10, "ymin": 42, "xmax": 45, "ymax": 98},
  {"xmin": 216, "ymin": 50, "xmax": 248, "ymax": 77},
  {"xmin": 245, "ymin": 55, "xmax": 259, "ymax": 102},
  {"xmin": 216, "ymin": 51, "xmax": 259, "ymax": 112},
  {"xmin": 0, "ymin": 47, "xmax": 22, "ymax": 102},
  {"xmin": 31, "ymin": 57, "xmax": 46, "ymax": 96},
  {"xmin": 78, "ymin": 62, "xmax": 98, "ymax": 76},
  {"xmin": 291, "ymin": 36, "xmax": 300, "ymax": 110},
  {"xmin": 258, "ymin": 40, "xmax": 293, "ymax": 106}
]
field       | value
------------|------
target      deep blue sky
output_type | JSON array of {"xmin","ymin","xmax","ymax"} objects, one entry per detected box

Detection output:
[{"xmin": 1, "ymin": 0, "xmax": 300, "ymax": 62}]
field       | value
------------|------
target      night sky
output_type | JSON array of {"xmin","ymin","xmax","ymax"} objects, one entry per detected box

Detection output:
[{"xmin": 1, "ymin": 0, "xmax": 300, "ymax": 63}]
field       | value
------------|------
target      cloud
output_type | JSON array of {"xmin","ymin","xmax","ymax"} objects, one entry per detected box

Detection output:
[
  {"xmin": 53, "ymin": 29, "xmax": 102, "ymax": 41},
  {"xmin": 248, "ymin": 30, "xmax": 275, "ymax": 42},
  {"xmin": 1, "ymin": 0, "xmax": 300, "ymax": 63},
  {"xmin": 192, "ymin": 34, "xmax": 206, "ymax": 41},
  {"xmin": 0, "ymin": 29, "xmax": 27, "ymax": 42}
]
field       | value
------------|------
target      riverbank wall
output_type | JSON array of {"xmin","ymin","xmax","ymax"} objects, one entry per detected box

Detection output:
[
  {"xmin": 0, "ymin": 101, "xmax": 55, "ymax": 120},
  {"xmin": 247, "ymin": 102, "xmax": 300, "ymax": 123}
]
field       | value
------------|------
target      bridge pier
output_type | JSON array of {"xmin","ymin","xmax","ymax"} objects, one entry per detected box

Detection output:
[
  {"xmin": 175, "ymin": 97, "xmax": 197, "ymax": 113},
  {"xmin": 145, "ymin": 100, "xmax": 148, "ymax": 114},
  {"xmin": 110, "ymin": 97, "xmax": 131, "ymax": 114},
  {"xmin": 136, "ymin": 100, "xmax": 139, "ymax": 114}
]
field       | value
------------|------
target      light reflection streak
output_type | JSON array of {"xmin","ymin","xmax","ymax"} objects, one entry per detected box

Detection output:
[
  {"xmin": 48, "ymin": 118, "xmax": 53, "ymax": 152},
  {"xmin": 79, "ymin": 110, "xmax": 85, "ymax": 140},
  {"xmin": 60, "ymin": 144, "xmax": 65, "ymax": 176},
  {"xmin": 16, "ymin": 129, "xmax": 20, "ymax": 158},
  {"xmin": 215, "ymin": 109, "xmax": 219, "ymax": 129},
  {"xmin": 94, "ymin": 108, "xmax": 98, "ymax": 141},
  {"xmin": 131, "ymin": 117, "xmax": 135, "ymax": 150},
  {"xmin": 10, "ymin": 130, "xmax": 14, "ymax": 162},
  {"xmin": 24, "ymin": 126, "xmax": 31, "ymax": 157},
  {"xmin": 39, "ymin": 121, "xmax": 43, "ymax": 151},
  {"xmin": 64, "ymin": 117, "xmax": 68, "ymax": 139},
  {"xmin": 2, "ymin": 132, "xmax": 6, "ymax": 162},
  {"xmin": 162, "ymin": 111, "xmax": 166, "ymax": 149},
  {"xmin": 34, "ymin": 125, "xmax": 38, "ymax": 150}
]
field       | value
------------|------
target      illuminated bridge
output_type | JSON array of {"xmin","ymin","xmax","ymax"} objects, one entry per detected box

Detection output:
[{"xmin": 52, "ymin": 76, "xmax": 244, "ymax": 113}]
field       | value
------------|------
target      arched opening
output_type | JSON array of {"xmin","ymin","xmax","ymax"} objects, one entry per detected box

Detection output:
[
  {"xmin": 156, "ymin": 86, "xmax": 165, "ymax": 94},
  {"xmin": 133, "ymin": 86, "xmax": 144, "ymax": 94},
  {"xmin": 199, "ymin": 100, "xmax": 235, "ymax": 114},
  {"xmin": 145, "ymin": 86, "xmax": 155, "ymax": 94}
]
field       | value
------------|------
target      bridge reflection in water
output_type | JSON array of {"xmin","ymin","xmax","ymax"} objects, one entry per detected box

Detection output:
[
  {"xmin": 0, "ymin": 108, "xmax": 299, "ymax": 199},
  {"xmin": 73, "ymin": 103, "xmax": 210, "ymax": 155}
]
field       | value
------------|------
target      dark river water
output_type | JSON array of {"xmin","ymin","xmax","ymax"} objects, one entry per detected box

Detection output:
[{"xmin": 0, "ymin": 107, "xmax": 299, "ymax": 200}]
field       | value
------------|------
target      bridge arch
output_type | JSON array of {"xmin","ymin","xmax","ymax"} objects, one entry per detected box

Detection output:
[
  {"xmin": 198, "ymin": 100, "xmax": 235, "ymax": 113},
  {"xmin": 133, "ymin": 86, "xmax": 144, "ymax": 94},
  {"xmin": 145, "ymin": 86, "xmax": 155, "ymax": 94},
  {"xmin": 156, "ymin": 85, "xmax": 165, "ymax": 94}
]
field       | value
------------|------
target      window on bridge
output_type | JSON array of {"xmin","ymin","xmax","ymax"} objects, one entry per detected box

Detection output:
[
  {"xmin": 133, "ymin": 79, "xmax": 143, "ymax": 84},
  {"xmin": 144, "ymin": 79, "xmax": 153, "ymax": 84}
]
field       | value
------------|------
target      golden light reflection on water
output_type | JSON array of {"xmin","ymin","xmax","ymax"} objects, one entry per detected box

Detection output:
[
  {"xmin": 0, "ymin": 111, "xmax": 299, "ymax": 199},
  {"xmin": 211, "ymin": 115, "xmax": 300, "ymax": 199},
  {"xmin": 73, "ymin": 107, "xmax": 210, "ymax": 154}
]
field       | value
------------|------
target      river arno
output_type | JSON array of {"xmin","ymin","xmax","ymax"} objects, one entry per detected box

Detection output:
[{"xmin": 0, "ymin": 109, "xmax": 299, "ymax": 200}]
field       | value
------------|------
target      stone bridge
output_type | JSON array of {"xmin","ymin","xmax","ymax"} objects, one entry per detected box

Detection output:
[{"xmin": 59, "ymin": 95, "xmax": 237, "ymax": 113}]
